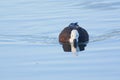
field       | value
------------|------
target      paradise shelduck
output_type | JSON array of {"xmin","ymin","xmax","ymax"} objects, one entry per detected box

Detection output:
[{"xmin": 59, "ymin": 22, "xmax": 89, "ymax": 53}]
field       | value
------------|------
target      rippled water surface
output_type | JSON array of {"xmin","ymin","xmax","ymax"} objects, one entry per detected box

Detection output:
[{"xmin": 0, "ymin": 0, "xmax": 120, "ymax": 80}]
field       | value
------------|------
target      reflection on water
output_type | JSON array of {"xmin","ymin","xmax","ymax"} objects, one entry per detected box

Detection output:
[{"xmin": 0, "ymin": 0, "xmax": 120, "ymax": 80}]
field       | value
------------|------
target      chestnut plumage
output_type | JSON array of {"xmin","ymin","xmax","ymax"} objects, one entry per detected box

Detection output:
[{"xmin": 59, "ymin": 22, "xmax": 89, "ymax": 52}]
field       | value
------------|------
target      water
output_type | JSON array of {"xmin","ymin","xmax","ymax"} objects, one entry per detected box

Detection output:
[{"xmin": 0, "ymin": 0, "xmax": 120, "ymax": 80}]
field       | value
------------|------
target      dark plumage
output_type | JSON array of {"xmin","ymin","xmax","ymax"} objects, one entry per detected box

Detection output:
[{"xmin": 59, "ymin": 22, "xmax": 89, "ymax": 52}]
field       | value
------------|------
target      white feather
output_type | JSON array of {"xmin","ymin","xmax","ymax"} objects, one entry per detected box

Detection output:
[{"xmin": 69, "ymin": 29, "xmax": 79, "ymax": 54}]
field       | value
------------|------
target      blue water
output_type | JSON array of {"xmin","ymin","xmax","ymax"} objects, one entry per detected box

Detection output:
[{"xmin": 0, "ymin": 0, "xmax": 120, "ymax": 80}]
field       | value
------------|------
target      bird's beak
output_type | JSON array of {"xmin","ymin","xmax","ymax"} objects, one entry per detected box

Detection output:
[{"xmin": 73, "ymin": 39, "xmax": 77, "ymax": 48}]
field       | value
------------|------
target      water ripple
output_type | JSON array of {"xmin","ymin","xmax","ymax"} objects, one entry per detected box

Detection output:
[
  {"xmin": 0, "ymin": 34, "xmax": 58, "ymax": 45},
  {"xmin": 0, "ymin": 29, "xmax": 120, "ymax": 45},
  {"xmin": 73, "ymin": 1, "xmax": 120, "ymax": 10},
  {"xmin": 90, "ymin": 29, "xmax": 120, "ymax": 42}
]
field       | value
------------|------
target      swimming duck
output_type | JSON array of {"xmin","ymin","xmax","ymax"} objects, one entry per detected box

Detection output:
[{"xmin": 59, "ymin": 22, "xmax": 89, "ymax": 53}]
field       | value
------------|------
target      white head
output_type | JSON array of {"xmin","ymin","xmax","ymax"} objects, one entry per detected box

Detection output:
[
  {"xmin": 69, "ymin": 29, "xmax": 79, "ymax": 54},
  {"xmin": 69, "ymin": 29, "xmax": 79, "ymax": 43}
]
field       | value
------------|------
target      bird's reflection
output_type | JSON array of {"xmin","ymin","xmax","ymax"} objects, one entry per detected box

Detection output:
[{"xmin": 61, "ymin": 42, "xmax": 87, "ymax": 52}]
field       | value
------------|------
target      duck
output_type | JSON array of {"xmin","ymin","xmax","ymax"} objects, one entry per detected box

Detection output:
[{"xmin": 59, "ymin": 22, "xmax": 89, "ymax": 53}]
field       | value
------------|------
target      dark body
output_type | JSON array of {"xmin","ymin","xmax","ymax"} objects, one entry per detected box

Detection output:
[{"xmin": 59, "ymin": 23, "xmax": 89, "ymax": 52}]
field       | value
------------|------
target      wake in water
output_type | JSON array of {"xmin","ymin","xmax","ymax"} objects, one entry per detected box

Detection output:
[
  {"xmin": 90, "ymin": 29, "xmax": 120, "ymax": 42},
  {"xmin": 0, "ymin": 29, "xmax": 120, "ymax": 45},
  {"xmin": 0, "ymin": 34, "xmax": 58, "ymax": 45}
]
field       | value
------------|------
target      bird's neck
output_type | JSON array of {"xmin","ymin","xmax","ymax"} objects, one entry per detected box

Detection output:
[
  {"xmin": 70, "ymin": 43, "xmax": 79, "ymax": 56},
  {"xmin": 71, "ymin": 43, "xmax": 77, "ymax": 53}
]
